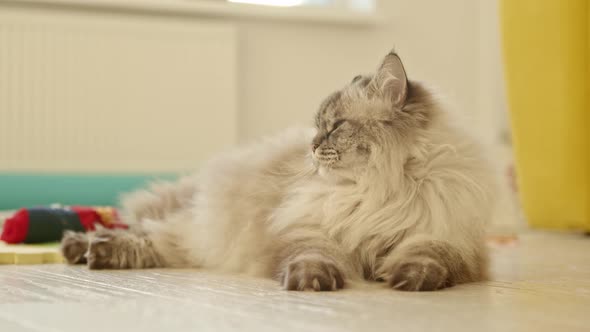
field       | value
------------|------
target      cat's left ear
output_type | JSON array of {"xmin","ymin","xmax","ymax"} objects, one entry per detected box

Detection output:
[{"xmin": 371, "ymin": 51, "xmax": 408, "ymax": 108}]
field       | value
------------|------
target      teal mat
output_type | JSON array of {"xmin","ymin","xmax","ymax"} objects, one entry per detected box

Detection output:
[{"xmin": 0, "ymin": 174, "xmax": 176, "ymax": 210}]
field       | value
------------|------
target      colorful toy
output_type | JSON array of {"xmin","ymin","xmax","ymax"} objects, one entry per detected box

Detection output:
[{"xmin": 0, "ymin": 205, "xmax": 127, "ymax": 244}]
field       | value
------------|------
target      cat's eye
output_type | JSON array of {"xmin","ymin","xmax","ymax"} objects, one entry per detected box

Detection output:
[{"xmin": 331, "ymin": 120, "xmax": 346, "ymax": 131}]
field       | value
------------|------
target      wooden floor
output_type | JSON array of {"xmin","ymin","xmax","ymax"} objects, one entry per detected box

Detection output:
[{"xmin": 0, "ymin": 231, "xmax": 589, "ymax": 332}]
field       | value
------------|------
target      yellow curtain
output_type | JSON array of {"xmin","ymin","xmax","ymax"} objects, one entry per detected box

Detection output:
[{"xmin": 500, "ymin": 0, "xmax": 590, "ymax": 231}]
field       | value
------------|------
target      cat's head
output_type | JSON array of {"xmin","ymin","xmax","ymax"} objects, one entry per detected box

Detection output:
[{"xmin": 312, "ymin": 50, "xmax": 434, "ymax": 177}]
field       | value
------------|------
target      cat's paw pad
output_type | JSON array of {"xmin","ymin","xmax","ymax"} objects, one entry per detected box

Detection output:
[
  {"xmin": 389, "ymin": 256, "xmax": 449, "ymax": 291},
  {"xmin": 60, "ymin": 231, "xmax": 89, "ymax": 264},
  {"xmin": 281, "ymin": 257, "xmax": 345, "ymax": 291},
  {"xmin": 86, "ymin": 231, "xmax": 119, "ymax": 270}
]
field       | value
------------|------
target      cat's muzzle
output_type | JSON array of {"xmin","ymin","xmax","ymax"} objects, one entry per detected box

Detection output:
[{"xmin": 314, "ymin": 148, "xmax": 339, "ymax": 166}]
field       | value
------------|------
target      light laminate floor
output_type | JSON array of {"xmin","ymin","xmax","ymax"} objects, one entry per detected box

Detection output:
[{"xmin": 0, "ymin": 231, "xmax": 589, "ymax": 332}]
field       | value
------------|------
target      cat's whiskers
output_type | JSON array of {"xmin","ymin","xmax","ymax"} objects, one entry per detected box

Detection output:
[{"xmin": 314, "ymin": 148, "xmax": 340, "ymax": 166}]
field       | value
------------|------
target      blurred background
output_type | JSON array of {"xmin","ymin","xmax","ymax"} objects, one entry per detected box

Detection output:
[{"xmin": 0, "ymin": 0, "xmax": 587, "ymax": 233}]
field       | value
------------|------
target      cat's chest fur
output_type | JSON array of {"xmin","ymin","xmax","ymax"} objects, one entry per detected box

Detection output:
[{"xmin": 273, "ymin": 173, "xmax": 415, "ymax": 275}]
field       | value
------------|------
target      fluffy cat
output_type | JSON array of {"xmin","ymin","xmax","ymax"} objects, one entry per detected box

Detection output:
[{"xmin": 61, "ymin": 50, "xmax": 495, "ymax": 292}]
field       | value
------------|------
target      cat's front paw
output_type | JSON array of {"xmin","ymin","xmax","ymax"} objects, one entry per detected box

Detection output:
[
  {"xmin": 281, "ymin": 256, "xmax": 345, "ymax": 291},
  {"xmin": 86, "ymin": 229, "xmax": 120, "ymax": 270},
  {"xmin": 389, "ymin": 256, "xmax": 449, "ymax": 291},
  {"xmin": 60, "ymin": 231, "xmax": 89, "ymax": 264}
]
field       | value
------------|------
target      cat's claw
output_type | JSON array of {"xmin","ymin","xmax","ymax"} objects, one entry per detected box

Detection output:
[
  {"xmin": 389, "ymin": 256, "xmax": 449, "ymax": 291},
  {"xmin": 281, "ymin": 257, "xmax": 345, "ymax": 291}
]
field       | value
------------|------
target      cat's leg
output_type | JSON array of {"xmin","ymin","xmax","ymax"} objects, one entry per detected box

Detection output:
[
  {"xmin": 61, "ymin": 210, "xmax": 192, "ymax": 269},
  {"xmin": 274, "ymin": 231, "xmax": 350, "ymax": 291},
  {"xmin": 377, "ymin": 234, "xmax": 487, "ymax": 291},
  {"xmin": 61, "ymin": 227, "xmax": 169, "ymax": 269},
  {"xmin": 120, "ymin": 176, "xmax": 197, "ymax": 223}
]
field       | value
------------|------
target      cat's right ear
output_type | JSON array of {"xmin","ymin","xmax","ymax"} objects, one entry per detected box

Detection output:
[{"xmin": 370, "ymin": 51, "xmax": 408, "ymax": 109}]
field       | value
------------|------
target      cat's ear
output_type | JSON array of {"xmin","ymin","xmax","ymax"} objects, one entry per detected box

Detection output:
[
  {"xmin": 352, "ymin": 74, "xmax": 363, "ymax": 83},
  {"xmin": 370, "ymin": 50, "xmax": 408, "ymax": 108}
]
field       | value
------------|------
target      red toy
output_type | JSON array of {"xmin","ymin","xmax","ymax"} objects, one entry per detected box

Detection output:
[{"xmin": 1, "ymin": 205, "xmax": 128, "ymax": 244}]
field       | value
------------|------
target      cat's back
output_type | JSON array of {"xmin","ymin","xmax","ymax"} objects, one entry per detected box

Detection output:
[
  {"xmin": 198, "ymin": 127, "xmax": 314, "ymax": 187},
  {"xmin": 193, "ymin": 127, "xmax": 316, "ymax": 224}
]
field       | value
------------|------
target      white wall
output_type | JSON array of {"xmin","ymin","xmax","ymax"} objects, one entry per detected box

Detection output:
[
  {"xmin": 0, "ymin": 5, "xmax": 239, "ymax": 173},
  {"xmin": 477, "ymin": 0, "xmax": 509, "ymax": 145},
  {"xmin": 236, "ymin": 0, "xmax": 504, "ymax": 143}
]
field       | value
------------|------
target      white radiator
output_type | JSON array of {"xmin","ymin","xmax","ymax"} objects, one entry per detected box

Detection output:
[{"xmin": 0, "ymin": 4, "xmax": 237, "ymax": 173}]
